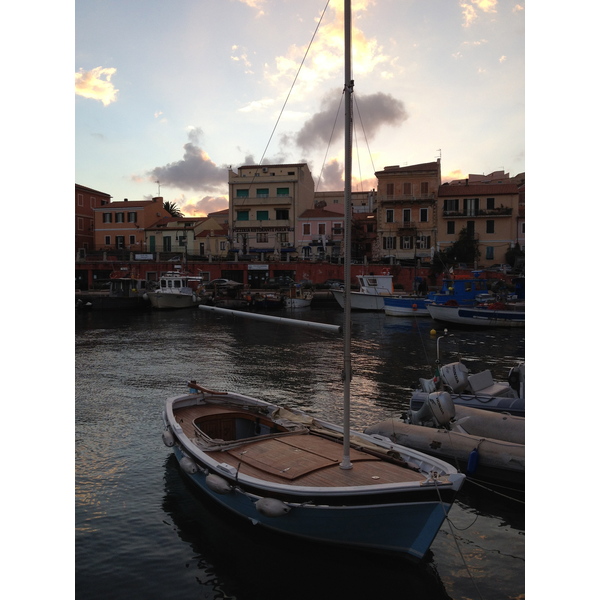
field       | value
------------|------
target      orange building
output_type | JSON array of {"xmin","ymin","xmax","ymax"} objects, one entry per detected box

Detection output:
[{"xmin": 75, "ymin": 184, "xmax": 111, "ymax": 256}]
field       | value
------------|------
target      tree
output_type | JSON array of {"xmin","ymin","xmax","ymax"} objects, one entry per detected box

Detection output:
[
  {"xmin": 163, "ymin": 201, "xmax": 184, "ymax": 217},
  {"xmin": 430, "ymin": 227, "xmax": 480, "ymax": 275}
]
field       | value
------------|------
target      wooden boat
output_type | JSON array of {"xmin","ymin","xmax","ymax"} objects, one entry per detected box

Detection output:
[
  {"xmin": 330, "ymin": 274, "xmax": 394, "ymax": 311},
  {"xmin": 164, "ymin": 1, "xmax": 465, "ymax": 560},
  {"xmin": 147, "ymin": 271, "xmax": 204, "ymax": 309},
  {"xmin": 163, "ymin": 384, "xmax": 465, "ymax": 559},
  {"xmin": 284, "ymin": 286, "xmax": 313, "ymax": 309},
  {"xmin": 75, "ymin": 270, "xmax": 150, "ymax": 311},
  {"xmin": 427, "ymin": 301, "xmax": 525, "ymax": 327}
]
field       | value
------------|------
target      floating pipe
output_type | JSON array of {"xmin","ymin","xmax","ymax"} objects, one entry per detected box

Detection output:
[{"xmin": 198, "ymin": 305, "xmax": 341, "ymax": 333}]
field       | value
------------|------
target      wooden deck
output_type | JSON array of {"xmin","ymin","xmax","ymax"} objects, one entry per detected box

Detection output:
[{"xmin": 173, "ymin": 402, "xmax": 426, "ymax": 488}]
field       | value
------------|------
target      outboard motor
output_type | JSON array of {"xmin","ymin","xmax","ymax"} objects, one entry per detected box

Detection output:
[
  {"xmin": 508, "ymin": 363, "xmax": 525, "ymax": 397},
  {"xmin": 439, "ymin": 362, "xmax": 470, "ymax": 393},
  {"xmin": 410, "ymin": 391, "xmax": 456, "ymax": 427}
]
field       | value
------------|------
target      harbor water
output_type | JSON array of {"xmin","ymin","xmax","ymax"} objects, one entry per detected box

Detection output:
[{"xmin": 75, "ymin": 306, "xmax": 525, "ymax": 600}]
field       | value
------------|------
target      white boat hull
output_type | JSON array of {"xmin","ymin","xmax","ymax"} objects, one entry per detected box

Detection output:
[
  {"xmin": 331, "ymin": 289, "xmax": 388, "ymax": 311},
  {"xmin": 148, "ymin": 292, "xmax": 200, "ymax": 309},
  {"xmin": 427, "ymin": 303, "xmax": 525, "ymax": 327},
  {"xmin": 285, "ymin": 297, "xmax": 312, "ymax": 309}
]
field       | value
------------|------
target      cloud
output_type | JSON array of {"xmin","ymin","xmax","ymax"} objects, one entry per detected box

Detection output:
[
  {"xmin": 75, "ymin": 67, "xmax": 118, "ymax": 106},
  {"xmin": 179, "ymin": 194, "xmax": 229, "ymax": 218},
  {"xmin": 294, "ymin": 91, "xmax": 408, "ymax": 151},
  {"xmin": 461, "ymin": 0, "xmax": 498, "ymax": 27},
  {"xmin": 148, "ymin": 128, "xmax": 229, "ymax": 192}
]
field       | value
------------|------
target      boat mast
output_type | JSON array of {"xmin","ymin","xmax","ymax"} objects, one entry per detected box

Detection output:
[{"xmin": 340, "ymin": 0, "xmax": 353, "ymax": 470}]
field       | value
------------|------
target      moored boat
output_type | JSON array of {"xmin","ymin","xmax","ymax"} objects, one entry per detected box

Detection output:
[
  {"xmin": 163, "ymin": 384, "xmax": 465, "ymax": 559},
  {"xmin": 284, "ymin": 286, "xmax": 313, "ymax": 309},
  {"xmin": 427, "ymin": 301, "xmax": 525, "ymax": 327},
  {"xmin": 75, "ymin": 269, "xmax": 150, "ymax": 311},
  {"xmin": 330, "ymin": 274, "xmax": 394, "ymax": 311},
  {"xmin": 147, "ymin": 271, "xmax": 204, "ymax": 309}
]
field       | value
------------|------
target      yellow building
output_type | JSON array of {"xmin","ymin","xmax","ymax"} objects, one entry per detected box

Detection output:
[
  {"xmin": 228, "ymin": 163, "xmax": 315, "ymax": 258},
  {"xmin": 374, "ymin": 161, "xmax": 441, "ymax": 262}
]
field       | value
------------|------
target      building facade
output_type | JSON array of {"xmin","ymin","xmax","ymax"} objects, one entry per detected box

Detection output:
[
  {"xmin": 75, "ymin": 184, "xmax": 111, "ymax": 255},
  {"xmin": 374, "ymin": 160, "xmax": 441, "ymax": 263},
  {"xmin": 437, "ymin": 182, "xmax": 521, "ymax": 266},
  {"xmin": 228, "ymin": 163, "xmax": 315, "ymax": 258}
]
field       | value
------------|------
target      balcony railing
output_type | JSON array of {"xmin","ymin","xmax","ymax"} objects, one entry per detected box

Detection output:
[{"xmin": 442, "ymin": 207, "xmax": 513, "ymax": 218}]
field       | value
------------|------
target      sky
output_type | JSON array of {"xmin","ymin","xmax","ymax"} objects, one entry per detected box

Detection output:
[{"xmin": 75, "ymin": 0, "xmax": 525, "ymax": 217}]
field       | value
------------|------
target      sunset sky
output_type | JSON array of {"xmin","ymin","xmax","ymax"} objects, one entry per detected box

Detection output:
[{"xmin": 75, "ymin": 0, "xmax": 525, "ymax": 216}]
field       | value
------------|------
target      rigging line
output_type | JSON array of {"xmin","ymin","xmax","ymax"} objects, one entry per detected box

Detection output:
[
  {"xmin": 315, "ymin": 91, "xmax": 345, "ymax": 194},
  {"xmin": 256, "ymin": 0, "xmax": 332, "ymax": 170},
  {"xmin": 353, "ymin": 93, "xmax": 377, "ymax": 177}
]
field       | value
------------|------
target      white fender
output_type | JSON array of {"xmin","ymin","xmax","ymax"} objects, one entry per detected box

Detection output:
[
  {"xmin": 180, "ymin": 456, "xmax": 198, "ymax": 474},
  {"xmin": 255, "ymin": 497, "xmax": 291, "ymax": 517},
  {"xmin": 206, "ymin": 474, "xmax": 232, "ymax": 494},
  {"xmin": 162, "ymin": 428, "xmax": 175, "ymax": 447}
]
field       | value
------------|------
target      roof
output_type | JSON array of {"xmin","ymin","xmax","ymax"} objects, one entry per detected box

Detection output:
[
  {"xmin": 375, "ymin": 161, "xmax": 439, "ymax": 175},
  {"xmin": 437, "ymin": 183, "xmax": 520, "ymax": 197}
]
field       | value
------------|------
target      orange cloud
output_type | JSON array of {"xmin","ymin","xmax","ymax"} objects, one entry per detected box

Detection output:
[{"xmin": 75, "ymin": 67, "xmax": 118, "ymax": 106}]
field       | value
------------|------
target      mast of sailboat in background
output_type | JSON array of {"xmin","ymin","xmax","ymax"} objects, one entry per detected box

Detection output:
[{"xmin": 340, "ymin": 0, "xmax": 353, "ymax": 471}]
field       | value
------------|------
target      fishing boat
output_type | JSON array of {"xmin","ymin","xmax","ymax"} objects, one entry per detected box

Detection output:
[
  {"xmin": 330, "ymin": 274, "xmax": 394, "ymax": 311},
  {"xmin": 427, "ymin": 300, "xmax": 525, "ymax": 327},
  {"xmin": 410, "ymin": 331, "xmax": 525, "ymax": 416},
  {"xmin": 284, "ymin": 286, "xmax": 313, "ymax": 309},
  {"xmin": 147, "ymin": 271, "xmax": 204, "ymax": 309},
  {"xmin": 75, "ymin": 269, "xmax": 150, "ymax": 311},
  {"xmin": 383, "ymin": 274, "xmax": 492, "ymax": 318},
  {"xmin": 162, "ymin": 1, "xmax": 464, "ymax": 561}
]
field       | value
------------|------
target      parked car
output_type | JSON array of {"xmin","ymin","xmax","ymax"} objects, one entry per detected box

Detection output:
[{"xmin": 487, "ymin": 264, "xmax": 512, "ymax": 273}]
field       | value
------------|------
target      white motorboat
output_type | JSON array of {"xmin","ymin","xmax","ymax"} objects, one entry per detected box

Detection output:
[
  {"xmin": 330, "ymin": 274, "xmax": 394, "ymax": 311},
  {"xmin": 147, "ymin": 271, "xmax": 204, "ymax": 309}
]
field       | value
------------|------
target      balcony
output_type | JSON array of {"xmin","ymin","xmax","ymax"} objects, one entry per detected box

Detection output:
[
  {"xmin": 379, "ymin": 194, "xmax": 436, "ymax": 204},
  {"xmin": 442, "ymin": 207, "xmax": 513, "ymax": 218}
]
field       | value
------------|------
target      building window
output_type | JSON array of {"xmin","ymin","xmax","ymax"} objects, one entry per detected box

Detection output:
[
  {"xmin": 104, "ymin": 236, "xmax": 111, "ymax": 245},
  {"xmin": 403, "ymin": 183, "xmax": 412, "ymax": 195},
  {"xmin": 486, "ymin": 220, "xmax": 495, "ymax": 233},
  {"xmin": 178, "ymin": 235, "xmax": 187, "ymax": 247},
  {"xmin": 275, "ymin": 209, "xmax": 289, "ymax": 220},
  {"xmin": 383, "ymin": 236, "xmax": 396, "ymax": 250},
  {"xmin": 332, "ymin": 222, "xmax": 343, "ymax": 234},
  {"xmin": 277, "ymin": 187, "xmax": 289, "ymax": 196},
  {"xmin": 236, "ymin": 189, "xmax": 249, "ymax": 197},
  {"xmin": 486, "ymin": 197, "xmax": 495, "ymax": 210},
  {"xmin": 116, "ymin": 212, "xmax": 124, "ymax": 223},
  {"xmin": 77, "ymin": 194, "xmax": 83, "ymax": 207},
  {"xmin": 257, "ymin": 233, "xmax": 268, "ymax": 243},
  {"xmin": 447, "ymin": 221, "xmax": 455, "ymax": 235},
  {"xmin": 127, "ymin": 212, "xmax": 137, "ymax": 223},
  {"xmin": 416, "ymin": 235, "xmax": 431, "ymax": 249},
  {"xmin": 318, "ymin": 223, "xmax": 326, "ymax": 235},
  {"xmin": 444, "ymin": 199, "xmax": 459, "ymax": 213},
  {"xmin": 116, "ymin": 236, "xmax": 125, "ymax": 249},
  {"xmin": 421, "ymin": 182, "xmax": 429, "ymax": 195},
  {"xmin": 386, "ymin": 183, "xmax": 394, "ymax": 196},
  {"xmin": 129, "ymin": 235, "xmax": 136, "ymax": 245},
  {"xmin": 278, "ymin": 232, "xmax": 289, "ymax": 243},
  {"xmin": 257, "ymin": 188, "xmax": 269, "ymax": 197},
  {"xmin": 103, "ymin": 213, "xmax": 112, "ymax": 223},
  {"xmin": 220, "ymin": 241, "xmax": 227, "ymax": 251},
  {"xmin": 486, "ymin": 246, "xmax": 494, "ymax": 260},
  {"xmin": 419, "ymin": 208, "xmax": 428, "ymax": 222},
  {"xmin": 466, "ymin": 221, "xmax": 475, "ymax": 236},
  {"xmin": 464, "ymin": 198, "xmax": 479, "ymax": 216},
  {"xmin": 386, "ymin": 209, "xmax": 394, "ymax": 223},
  {"xmin": 257, "ymin": 210, "xmax": 269, "ymax": 221},
  {"xmin": 236, "ymin": 210, "xmax": 249, "ymax": 221},
  {"xmin": 77, "ymin": 217, "xmax": 84, "ymax": 231},
  {"xmin": 402, "ymin": 236, "xmax": 413, "ymax": 250},
  {"xmin": 402, "ymin": 208, "xmax": 411, "ymax": 223},
  {"xmin": 163, "ymin": 236, "xmax": 172, "ymax": 251},
  {"xmin": 303, "ymin": 223, "xmax": 311, "ymax": 235}
]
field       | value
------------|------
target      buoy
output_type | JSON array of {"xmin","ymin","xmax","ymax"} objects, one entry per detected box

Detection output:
[
  {"xmin": 430, "ymin": 329, "xmax": 436, "ymax": 336},
  {"xmin": 162, "ymin": 428, "xmax": 175, "ymax": 447},
  {"xmin": 466, "ymin": 448, "xmax": 479, "ymax": 475},
  {"xmin": 180, "ymin": 456, "xmax": 198, "ymax": 474},
  {"xmin": 206, "ymin": 474, "xmax": 232, "ymax": 494},
  {"xmin": 255, "ymin": 497, "xmax": 291, "ymax": 517},
  {"xmin": 412, "ymin": 304, "xmax": 418, "ymax": 311}
]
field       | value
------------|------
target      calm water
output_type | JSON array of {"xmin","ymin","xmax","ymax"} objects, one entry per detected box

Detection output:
[{"xmin": 75, "ymin": 306, "xmax": 525, "ymax": 600}]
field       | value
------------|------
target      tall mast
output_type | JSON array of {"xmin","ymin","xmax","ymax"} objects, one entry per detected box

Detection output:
[{"xmin": 340, "ymin": 0, "xmax": 353, "ymax": 470}]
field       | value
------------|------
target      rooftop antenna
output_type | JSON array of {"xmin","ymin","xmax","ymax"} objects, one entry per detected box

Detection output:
[{"xmin": 436, "ymin": 149, "xmax": 442, "ymax": 160}]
